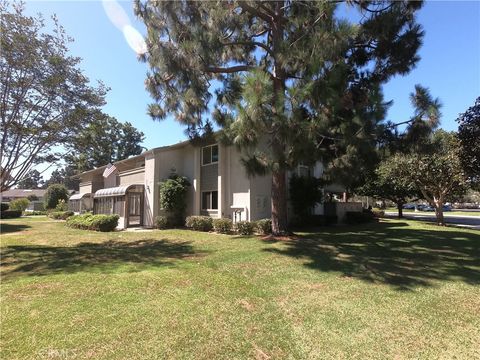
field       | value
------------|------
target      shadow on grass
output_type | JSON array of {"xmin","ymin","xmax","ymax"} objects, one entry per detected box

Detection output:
[
  {"xmin": 265, "ymin": 221, "xmax": 480, "ymax": 291},
  {"xmin": 0, "ymin": 223, "xmax": 31, "ymax": 234},
  {"xmin": 1, "ymin": 239, "xmax": 200, "ymax": 279}
]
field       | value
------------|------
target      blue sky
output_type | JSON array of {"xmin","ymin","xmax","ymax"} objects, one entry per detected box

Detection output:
[{"xmin": 26, "ymin": 1, "xmax": 480, "ymax": 152}]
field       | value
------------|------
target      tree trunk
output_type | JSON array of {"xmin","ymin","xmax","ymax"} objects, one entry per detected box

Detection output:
[
  {"xmin": 271, "ymin": 169, "xmax": 289, "ymax": 235},
  {"xmin": 433, "ymin": 197, "xmax": 445, "ymax": 226},
  {"xmin": 397, "ymin": 202, "xmax": 403, "ymax": 218}
]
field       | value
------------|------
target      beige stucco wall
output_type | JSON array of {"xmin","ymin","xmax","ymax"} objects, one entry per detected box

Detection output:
[
  {"xmin": 249, "ymin": 174, "xmax": 271, "ymax": 221},
  {"xmin": 119, "ymin": 168, "xmax": 145, "ymax": 186},
  {"xmin": 143, "ymin": 153, "xmax": 157, "ymax": 228},
  {"xmin": 224, "ymin": 146, "xmax": 251, "ymax": 221}
]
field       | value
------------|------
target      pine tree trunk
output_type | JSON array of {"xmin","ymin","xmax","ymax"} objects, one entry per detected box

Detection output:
[
  {"xmin": 397, "ymin": 202, "xmax": 403, "ymax": 218},
  {"xmin": 271, "ymin": 169, "xmax": 288, "ymax": 235}
]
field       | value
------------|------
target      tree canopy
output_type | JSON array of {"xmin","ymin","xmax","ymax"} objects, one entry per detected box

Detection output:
[
  {"xmin": 17, "ymin": 169, "xmax": 44, "ymax": 189},
  {"xmin": 457, "ymin": 97, "xmax": 480, "ymax": 187},
  {"xmin": 0, "ymin": 2, "xmax": 107, "ymax": 191},
  {"xmin": 136, "ymin": 0, "xmax": 425, "ymax": 234},
  {"xmin": 394, "ymin": 131, "xmax": 467, "ymax": 225}
]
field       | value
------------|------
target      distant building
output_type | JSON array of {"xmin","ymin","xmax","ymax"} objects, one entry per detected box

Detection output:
[{"xmin": 0, "ymin": 189, "xmax": 46, "ymax": 202}]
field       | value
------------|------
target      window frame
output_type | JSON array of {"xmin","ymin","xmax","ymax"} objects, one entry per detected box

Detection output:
[
  {"xmin": 201, "ymin": 144, "xmax": 219, "ymax": 166},
  {"xmin": 201, "ymin": 190, "xmax": 218, "ymax": 210}
]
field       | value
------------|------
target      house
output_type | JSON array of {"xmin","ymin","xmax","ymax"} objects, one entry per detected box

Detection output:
[
  {"xmin": 0, "ymin": 189, "xmax": 47, "ymax": 211},
  {"xmin": 71, "ymin": 139, "xmax": 353, "ymax": 229}
]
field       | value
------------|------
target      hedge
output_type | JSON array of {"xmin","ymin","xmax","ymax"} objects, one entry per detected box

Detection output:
[
  {"xmin": 1, "ymin": 202, "xmax": 10, "ymax": 212},
  {"xmin": 255, "ymin": 218, "xmax": 272, "ymax": 235},
  {"xmin": 235, "ymin": 221, "xmax": 255, "ymax": 235},
  {"xmin": 66, "ymin": 213, "xmax": 119, "ymax": 232},
  {"xmin": 185, "ymin": 216, "xmax": 213, "ymax": 232},
  {"xmin": 48, "ymin": 211, "xmax": 74, "ymax": 220},
  {"xmin": 345, "ymin": 211, "xmax": 375, "ymax": 224},
  {"xmin": 1, "ymin": 210, "xmax": 22, "ymax": 219},
  {"xmin": 155, "ymin": 215, "xmax": 169, "ymax": 229},
  {"xmin": 213, "ymin": 218, "xmax": 233, "ymax": 234}
]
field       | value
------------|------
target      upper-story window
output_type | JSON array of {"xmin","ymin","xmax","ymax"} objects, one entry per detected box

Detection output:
[{"xmin": 202, "ymin": 144, "xmax": 218, "ymax": 165}]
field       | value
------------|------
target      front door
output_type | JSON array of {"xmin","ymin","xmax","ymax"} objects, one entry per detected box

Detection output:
[{"xmin": 127, "ymin": 192, "xmax": 143, "ymax": 227}]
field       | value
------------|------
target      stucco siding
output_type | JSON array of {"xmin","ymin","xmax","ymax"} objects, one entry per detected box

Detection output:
[
  {"xmin": 119, "ymin": 168, "xmax": 145, "ymax": 186},
  {"xmin": 249, "ymin": 174, "xmax": 272, "ymax": 221}
]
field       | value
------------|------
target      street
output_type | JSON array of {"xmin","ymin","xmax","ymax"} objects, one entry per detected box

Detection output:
[{"xmin": 385, "ymin": 211, "xmax": 480, "ymax": 230}]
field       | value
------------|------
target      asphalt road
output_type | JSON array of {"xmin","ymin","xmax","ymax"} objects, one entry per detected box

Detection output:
[{"xmin": 385, "ymin": 211, "xmax": 480, "ymax": 230}]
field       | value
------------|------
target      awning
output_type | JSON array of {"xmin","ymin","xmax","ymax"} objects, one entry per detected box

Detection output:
[
  {"xmin": 69, "ymin": 193, "xmax": 91, "ymax": 200},
  {"xmin": 94, "ymin": 185, "xmax": 143, "ymax": 198}
]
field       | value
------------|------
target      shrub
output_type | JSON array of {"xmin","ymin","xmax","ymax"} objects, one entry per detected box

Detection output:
[
  {"xmin": 9, "ymin": 198, "xmax": 30, "ymax": 212},
  {"xmin": 27, "ymin": 211, "xmax": 47, "ymax": 216},
  {"xmin": 185, "ymin": 216, "xmax": 213, "ymax": 232},
  {"xmin": 55, "ymin": 199, "xmax": 68, "ymax": 212},
  {"xmin": 1, "ymin": 210, "xmax": 22, "ymax": 219},
  {"xmin": 213, "ymin": 218, "xmax": 233, "ymax": 234},
  {"xmin": 289, "ymin": 173, "xmax": 323, "ymax": 219},
  {"xmin": 345, "ymin": 211, "xmax": 374, "ymax": 224},
  {"xmin": 372, "ymin": 209, "xmax": 385, "ymax": 218},
  {"xmin": 325, "ymin": 215, "xmax": 338, "ymax": 225},
  {"xmin": 255, "ymin": 218, "xmax": 272, "ymax": 235},
  {"xmin": 235, "ymin": 221, "xmax": 255, "ymax": 235},
  {"xmin": 159, "ymin": 173, "xmax": 191, "ymax": 226},
  {"xmin": 44, "ymin": 184, "xmax": 69, "ymax": 210},
  {"xmin": 155, "ymin": 215, "xmax": 169, "ymax": 229},
  {"xmin": 1, "ymin": 203, "xmax": 9, "ymax": 211},
  {"xmin": 27, "ymin": 194, "xmax": 39, "ymax": 201},
  {"xmin": 48, "ymin": 211, "xmax": 74, "ymax": 220},
  {"xmin": 66, "ymin": 213, "xmax": 119, "ymax": 232}
]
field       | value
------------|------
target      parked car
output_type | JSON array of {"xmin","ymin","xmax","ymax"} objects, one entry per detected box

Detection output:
[{"xmin": 403, "ymin": 203, "xmax": 416, "ymax": 209}]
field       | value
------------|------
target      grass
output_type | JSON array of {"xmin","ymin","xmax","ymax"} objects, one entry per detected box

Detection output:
[
  {"xmin": 1, "ymin": 216, "xmax": 479, "ymax": 359},
  {"xmin": 385, "ymin": 208, "xmax": 480, "ymax": 216}
]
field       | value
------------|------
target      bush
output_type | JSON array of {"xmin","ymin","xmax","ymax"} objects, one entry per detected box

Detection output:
[
  {"xmin": 26, "ymin": 211, "xmax": 47, "ymax": 216},
  {"xmin": 255, "ymin": 218, "xmax": 272, "ymax": 235},
  {"xmin": 66, "ymin": 213, "xmax": 119, "ymax": 232},
  {"xmin": 345, "ymin": 211, "xmax": 374, "ymax": 224},
  {"xmin": 235, "ymin": 221, "xmax": 255, "ymax": 235},
  {"xmin": 1, "ymin": 203, "xmax": 9, "ymax": 211},
  {"xmin": 155, "ymin": 215, "xmax": 169, "ymax": 229},
  {"xmin": 44, "ymin": 184, "xmax": 69, "ymax": 210},
  {"xmin": 372, "ymin": 209, "xmax": 385, "ymax": 218},
  {"xmin": 325, "ymin": 215, "xmax": 338, "ymax": 225},
  {"xmin": 213, "ymin": 218, "xmax": 233, "ymax": 234},
  {"xmin": 159, "ymin": 173, "xmax": 191, "ymax": 226},
  {"xmin": 48, "ymin": 211, "xmax": 74, "ymax": 220},
  {"xmin": 185, "ymin": 216, "xmax": 213, "ymax": 232},
  {"xmin": 55, "ymin": 199, "xmax": 68, "ymax": 212},
  {"xmin": 9, "ymin": 198, "xmax": 30, "ymax": 212},
  {"xmin": 1, "ymin": 210, "xmax": 22, "ymax": 219}
]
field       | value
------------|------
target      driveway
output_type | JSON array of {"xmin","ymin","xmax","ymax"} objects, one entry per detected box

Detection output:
[{"xmin": 385, "ymin": 212, "xmax": 480, "ymax": 230}]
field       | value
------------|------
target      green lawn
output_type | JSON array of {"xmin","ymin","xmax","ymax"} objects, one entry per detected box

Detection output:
[{"xmin": 1, "ymin": 216, "xmax": 479, "ymax": 359}]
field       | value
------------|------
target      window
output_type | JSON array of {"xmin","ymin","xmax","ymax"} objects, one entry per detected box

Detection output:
[
  {"xmin": 202, "ymin": 144, "xmax": 218, "ymax": 165},
  {"xmin": 202, "ymin": 191, "xmax": 218, "ymax": 210}
]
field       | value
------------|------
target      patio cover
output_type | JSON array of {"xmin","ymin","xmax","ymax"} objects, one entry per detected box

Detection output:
[
  {"xmin": 93, "ymin": 184, "xmax": 143, "ymax": 198},
  {"xmin": 69, "ymin": 193, "xmax": 90, "ymax": 200}
]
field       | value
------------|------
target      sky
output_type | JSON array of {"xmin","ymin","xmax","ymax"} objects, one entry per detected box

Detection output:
[{"xmin": 25, "ymin": 0, "xmax": 480, "ymax": 153}]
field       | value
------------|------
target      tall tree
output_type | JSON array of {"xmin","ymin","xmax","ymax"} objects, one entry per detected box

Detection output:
[
  {"xmin": 44, "ymin": 165, "xmax": 80, "ymax": 190},
  {"xmin": 17, "ymin": 169, "xmax": 44, "ymax": 189},
  {"xmin": 0, "ymin": 2, "xmax": 107, "ymax": 191},
  {"xmin": 457, "ymin": 97, "xmax": 480, "ymax": 187},
  {"xmin": 65, "ymin": 111, "xmax": 145, "ymax": 172},
  {"xmin": 136, "ymin": 0, "xmax": 424, "ymax": 234}
]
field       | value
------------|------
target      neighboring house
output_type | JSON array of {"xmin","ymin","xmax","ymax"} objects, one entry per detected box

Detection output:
[
  {"xmin": 0, "ymin": 188, "xmax": 47, "ymax": 211},
  {"xmin": 71, "ymin": 139, "xmax": 350, "ymax": 229}
]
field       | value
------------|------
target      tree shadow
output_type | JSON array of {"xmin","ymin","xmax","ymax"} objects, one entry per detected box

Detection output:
[
  {"xmin": 0, "ymin": 223, "xmax": 31, "ymax": 234},
  {"xmin": 1, "ymin": 239, "xmax": 201, "ymax": 280},
  {"xmin": 264, "ymin": 222, "xmax": 480, "ymax": 291}
]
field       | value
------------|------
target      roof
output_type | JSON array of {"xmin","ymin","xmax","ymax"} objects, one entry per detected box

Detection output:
[
  {"xmin": 69, "ymin": 193, "xmax": 91, "ymax": 200},
  {"xmin": 75, "ymin": 137, "xmax": 195, "ymax": 179},
  {"xmin": 0, "ymin": 189, "xmax": 46, "ymax": 198},
  {"xmin": 93, "ymin": 184, "xmax": 143, "ymax": 198}
]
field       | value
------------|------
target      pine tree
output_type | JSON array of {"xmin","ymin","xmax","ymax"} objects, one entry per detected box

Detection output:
[{"xmin": 136, "ymin": 0, "xmax": 424, "ymax": 234}]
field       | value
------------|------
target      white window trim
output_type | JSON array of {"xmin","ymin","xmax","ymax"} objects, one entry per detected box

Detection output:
[
  {"xmin": 201, "ymin": 144, "xmax": 219, "ymax": 166},
  {"xmin": 201, "ymin": 190, "xmax": 219, "ymax": 210}
]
